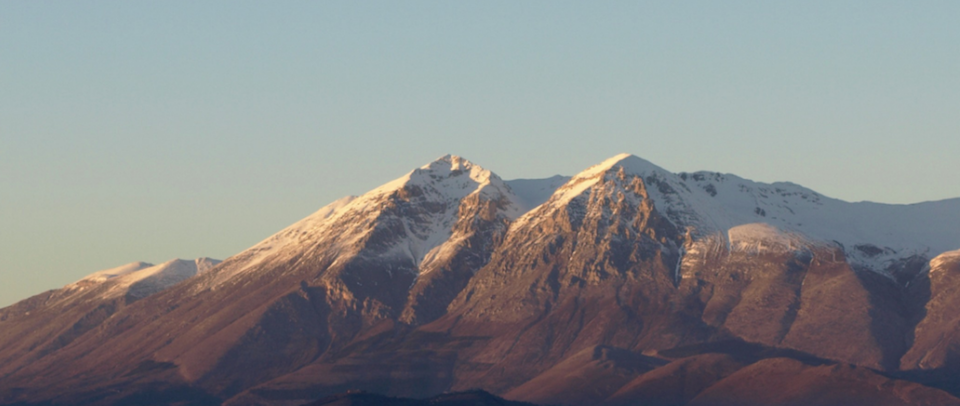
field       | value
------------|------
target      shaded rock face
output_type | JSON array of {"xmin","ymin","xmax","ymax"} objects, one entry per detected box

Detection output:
[{"xmin": 2, "ymin": 154, "xmax": 960, "ymax": 406}]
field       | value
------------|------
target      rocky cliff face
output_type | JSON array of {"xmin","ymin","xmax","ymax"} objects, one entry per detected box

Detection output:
[{"xmin": 2, "ymin": 154, "xmax": 959, "ymax": 406}]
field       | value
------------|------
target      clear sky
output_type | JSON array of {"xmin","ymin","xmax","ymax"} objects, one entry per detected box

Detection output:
[{"xmin": 2, "ymin": 1, "xmax": 959, "ymax": 307}]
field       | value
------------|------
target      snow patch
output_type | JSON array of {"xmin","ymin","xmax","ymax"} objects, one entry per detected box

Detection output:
[
  {"xmin": 69, "ymin": 258, "xmax": 221, "ymax": 300},
  {"xmin": 727, "ymin": 223, "xmax": 814, "ymax": 254}
]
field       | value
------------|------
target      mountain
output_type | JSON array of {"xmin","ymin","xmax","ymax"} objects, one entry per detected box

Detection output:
[
  {"xmin": 0, "ymin": 258, "xmax": 220, "ymax": 381},
  {"xmin": 1, "ymin": 153, "xmax": 959, "ymax": 406}
]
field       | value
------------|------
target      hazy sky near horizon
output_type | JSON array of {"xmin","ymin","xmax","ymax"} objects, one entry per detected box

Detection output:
[{"xmin": 2, "ymin": 1, "xmax": 959, "ymax": 307}]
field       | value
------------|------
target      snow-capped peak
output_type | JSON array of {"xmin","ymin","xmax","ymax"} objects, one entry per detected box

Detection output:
[
  {"xmin": 580, "ymin": 153, "xmax": 668, "ymax": 179},
  {"xmin": 430, "ymin": 154, "xmax": 471, "ymax": 171},
  {"xmin": 281, "ymin": 154, "xmax": 517, "ymax": 242},
  {"xmin": 362, "ymin": 154, "xmax": 511, "ymax": 206},
  {"xmin": 548, "ymin": 153, "xmax": 669, "ymax": 206},
  {"xmin": 202, "ymin": 155, "xmax": 535, "ymax": 287},
  {"xmin": 523, "ymin": 153, "xmax": 960, "ymax": 278}
]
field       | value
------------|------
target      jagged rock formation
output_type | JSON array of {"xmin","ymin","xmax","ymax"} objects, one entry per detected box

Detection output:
[{"xmin": 2, "ymin": 154, "xmax": 959, "ymax": 406}]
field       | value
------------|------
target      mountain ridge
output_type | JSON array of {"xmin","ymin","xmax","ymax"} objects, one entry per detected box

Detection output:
[{"xmin": 2, "ymin": 153, "xmax": 959, "ymax": 406}]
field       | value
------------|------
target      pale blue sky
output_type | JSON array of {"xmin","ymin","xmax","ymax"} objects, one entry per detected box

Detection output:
[{"xmin": 2, "ymin": 1, "xmax": 959, "ymax": 306}]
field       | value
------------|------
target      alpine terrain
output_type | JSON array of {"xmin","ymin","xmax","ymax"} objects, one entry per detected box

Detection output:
[{"xmin": 2, "ymin": 154, "xmax": 960, "ymax": 406}]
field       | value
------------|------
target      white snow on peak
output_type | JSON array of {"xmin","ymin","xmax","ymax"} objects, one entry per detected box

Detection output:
[
  {"xmin": 69, "ymin": 258, "xmax": 221, "ymax": 300},
  {"xmin": 727, "ymin": 223, "xmax": 820, "ymax": 254},
  {"xmin": 198, "ymin": 196, "xmax": 362, "ymax": 289},
  {"xmin": 549, "ymin": 154, "xmax": 670, "ymax": 205},
  {"xmin": 122, "ymin": 258, "xmax": 222, "ymax": 299},
  {"xmin": 350, "ymin": 155, "xmax": 526, "ymax": 263},
  {"xmin": 334, "ymin": 155, "xmax": 512, "ymax": 222},
  {"xmin": 204, "ymin": 155, "xmax": 560, "ymax": 286},
  {"xmin": 577, "ymin": 153, "xmax": 666, "ymax": 178},
  {"xmin": 532, "ymin": 153, "xmax": 960, "ymax": 275},
  {"xmin": 665, "ymin": 172, "xmax": 960, "ymax": 266}
]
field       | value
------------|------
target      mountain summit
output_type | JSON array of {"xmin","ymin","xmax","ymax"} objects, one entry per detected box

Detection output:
[{"xmin": 2, "ymin": 154, "xmax": 959, "ymax": 406}]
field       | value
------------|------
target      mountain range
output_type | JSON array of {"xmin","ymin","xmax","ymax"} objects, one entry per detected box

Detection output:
[{"xmin": 2, "ymin": 154, "xmax": 959, "ymax": 406}]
